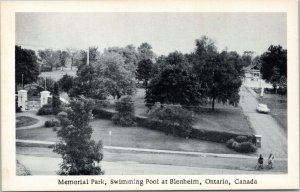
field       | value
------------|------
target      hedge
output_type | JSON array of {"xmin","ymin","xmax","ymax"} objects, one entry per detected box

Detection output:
[
  {"xmin": 92, "ymin": 108, "xmax": 114, "ymax": 119},
  {"xmin": 93, "ymin": 108, "xmax": 254, "ymax": 144}
]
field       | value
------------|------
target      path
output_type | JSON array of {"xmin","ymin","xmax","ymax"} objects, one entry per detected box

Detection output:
[
  {"xmin": 17, "ymin": 147, "xmax": 287, "ymax": 175},
  {"xmin": 16, "ymin": 111, "xmax": 50, "ymax": 130},
  {"xmin": 16, "ymin": 139, "xmax": 287, "ymax": 160},
  {"xmin": 239, "ymin": 85, "xmax": 287, "ymax": 158}
]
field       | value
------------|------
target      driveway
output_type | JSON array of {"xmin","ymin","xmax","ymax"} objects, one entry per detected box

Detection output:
[
  {"xmin": 239, "ymin": 85, "xmax": 287, "ymax": 158},
  {"xmin": 16, "ymin": 111, "xmax": 51, "ymax": 130}
]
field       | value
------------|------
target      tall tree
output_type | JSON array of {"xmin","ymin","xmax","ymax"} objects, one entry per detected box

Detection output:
[
  {"xmin": 138, "ymin": 42, "xmax": 155, "ymax": 61},
  {"xmin": 260, "ymin": 45, "xmax": 287, "ymax": 88},
  {"xmin": 146, "ymin": 52, "xmax": 203, "ymax": 107},
  {"xmin": 94, "ymin": 52, "xmax": 136, "ymax": 99},
  {"xmin": 136, "ymin": 59, "xmax": 153, "ymax": 86},
  {"xmin": 52, "ymin": 82, "xmax": 61, "ymax": 115},
  {"xmin": 15, "ymin": 46, "xmax": 40, "ymax": 86},
  {"xmin": 38, "ymin": 49, "xmax": 60, "ymax": 71},
  {"xmin": 192, "ymin": 37, "xmax": 243, "ymax": 110},
  {"xmin": 53, "ymin": 98, "xmax": 103, "ymax": 175}
]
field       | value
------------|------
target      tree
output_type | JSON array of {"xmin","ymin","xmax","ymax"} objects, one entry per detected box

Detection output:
[
  {"xmin": 260, "ymin": 45, "xmax": 287, "ymax": 88},
  {"xmin": 53, "ymin": 98, "xmax": 103, "ymax": 175},
  {"xmin": 70, "ymin": 65, "xmax": 108, "ymax": 100},
  {"xmin": 145, "ymin": 65, "xmax": 203, "ymax": 107},
  {"xmin": 138, "ymin": 42, "xmax": 155, "ymax": 61},
  {"xmin": 15, "ymin": 46, "xmax": 40, "ymax": 86},
  {"xmin": 77, "ymin": 47, "xmax": 100, "ymax": 71},
  {"xmin": 191, "ymin": 37, "xmax": 243, "ymax": 110},
  {"xmin": 112, "ymin": 96, "xmax": 135, "ymax": 126},
  {"xmin": 38, "ymin": 49, "xmax": 60, "ymax": 71},
  {"xmin": 37, "ymin": 77, "xmax": 55, "ymax": 92},
  {"xmin": 58, "ymin": 74, "xmax": 74, "ymax": 93},
  {"xmin": 52, "ymin": 82, "xmax": 61, "ymax": 115},
  {"xmin": 241, "ymin": 51, "xmax": 254, "ymax": 67},
  {"xmin": 94, "ymin": 52, "xmax": 136, "ymax": 99},
  {"xmin": 136, "ymin": 59, "xmax": 153, "ymax": 86},
  {"xmin": 58, "ymin": 50, "xmax": 69, "ymax": 70},
  {"xmin": 107, "ymin": 45, "xmax": 139, "ymax": 67}
]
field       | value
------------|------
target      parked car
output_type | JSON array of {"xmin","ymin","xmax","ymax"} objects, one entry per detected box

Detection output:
[{"xmin": 256, "ymin": 104, "xmax": 270, "ymax": 113}]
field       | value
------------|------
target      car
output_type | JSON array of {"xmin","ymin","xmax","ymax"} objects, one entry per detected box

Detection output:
[{"xmin": 256, "ymin": 104, "xmax": 270, "ymax": 113}]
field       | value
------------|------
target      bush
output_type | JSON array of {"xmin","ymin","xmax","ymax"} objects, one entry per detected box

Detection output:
[
  {"xmin": 235, "ymin": 141, "xmax": 257, "ymax": 153},
  {"xmin": 58, "ymin": 74, "xmax": 74, "ymax": 93},
  {"xmin": 148, "ymin": 104, "xmax": 194, "ymax": 138},
  {"xmin": 93, "ymin": 108, "xmax": 114, "ymax": 119},
  {"xmin": 226, "ymin": 138, "xmax": 235, "ymax": 149},
  {"xmin": 112, "ymin": 96, "xmax": 135, "ymax": 126},
  {"xmin": 37, "ymin": 104, "xmax": 52, "ymax": 115},
  {"xmin": 235, "ymin": 135, "xmax": 249, "ymax": 143},
  {"xmin": 44, "ymin": 119, "xmax": 60, "ymax": 127},
  {"xmin": 226, "ymin": 138, "xmax": 257, "ymax": 153}
]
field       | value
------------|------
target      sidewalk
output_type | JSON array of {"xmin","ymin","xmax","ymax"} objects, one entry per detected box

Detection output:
[{"xmin": 16, "ymin": 139, "xmax": 287, "ymax": 161}]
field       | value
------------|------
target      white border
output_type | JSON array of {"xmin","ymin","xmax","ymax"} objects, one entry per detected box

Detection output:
[{"xmin": 1, "ymin": 0, "xmax": 299, "ymax": 190}]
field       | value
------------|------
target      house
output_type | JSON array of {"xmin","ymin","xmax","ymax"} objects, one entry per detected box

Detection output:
[{"xmin": 243, "ymin": 63, "xmax": 273, "ymax": 89}]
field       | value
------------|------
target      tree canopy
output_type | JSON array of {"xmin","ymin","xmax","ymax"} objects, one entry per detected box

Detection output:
[
  {"xmin": 260, "ymin": 45, "xmax": 287, "ymax": 87},
  {"xmin": 15, "ymin": 46, "xmax": 40, "ymax": 86},
  {"xmin": 53, "ymin": 98, "xmax": 103, "ymax": 175}
]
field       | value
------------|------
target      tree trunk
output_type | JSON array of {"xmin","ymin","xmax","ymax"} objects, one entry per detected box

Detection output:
[{"xmin": 212, "ymin": 96, "xmax": 215, "ymax": 111}]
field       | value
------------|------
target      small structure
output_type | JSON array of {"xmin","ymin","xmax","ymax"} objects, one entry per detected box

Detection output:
[
  {"xmin": 40, "ymin": 91, "xmax": 50, "ymax": 106},
  {"xmin": 18, "ymin": 90, "xmax": 28, "ymax": 111},
  {"xmin": 255, "ymin": 135, "xmax": 262, "ymax": 148}
]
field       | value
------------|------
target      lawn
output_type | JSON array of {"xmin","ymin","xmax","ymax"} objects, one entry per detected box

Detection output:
[
  {"xmin": 16, "ymin": 119, "xmax": 238, "ymax": 154},
  {"xmin": 40, "ymin": 67, "xmax": 77, "ymax": 81},
  {"xmin": 16, "ymin": 116, "xmax": 39, "ymax": 128},
  {"xmin": 130, "ymin": 88, "xmax": 253, "ymax": 135},
  {"xmin": 258, "ymin": 95, "xmax": 287, "ymax": 130}
]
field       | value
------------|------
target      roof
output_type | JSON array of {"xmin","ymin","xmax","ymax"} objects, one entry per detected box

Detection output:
[{"xmin": 243, "ymin": 63, "xmax": 261, "ymax": 71}]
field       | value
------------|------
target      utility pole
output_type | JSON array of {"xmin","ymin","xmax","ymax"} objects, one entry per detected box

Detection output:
[
  {"xmin": 87, "ymin": 47, "xmax": 89, "ymax": 65},
  {"xmin": 21, "ymin": 74, "xmax": 24, "ymax": 89},
  {"xmin": 44, "ymin": 77, "xmax": 47, "ymax": 91}
]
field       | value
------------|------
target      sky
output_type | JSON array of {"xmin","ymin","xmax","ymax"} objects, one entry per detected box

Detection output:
[{"xmin": 16, "ymin": 12, "xmax": 287, "ymax": 56}]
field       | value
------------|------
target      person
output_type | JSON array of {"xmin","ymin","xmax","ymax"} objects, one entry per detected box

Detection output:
[
  {"xmin": 268, "ymin": 153, "xmax": 275, "ymax": 169},
  {"xmin": 257, "ymin": 154, "xmax": 264, "ymax": 169}
]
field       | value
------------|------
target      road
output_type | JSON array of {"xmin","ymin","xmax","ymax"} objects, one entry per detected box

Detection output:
[
  {"xmin": 16, "ymin": 147, "xmax": 287, "ymax": 175},
  {"xmin": 239, "ymin": 85, "xmax": 287, "ymax": 158}
]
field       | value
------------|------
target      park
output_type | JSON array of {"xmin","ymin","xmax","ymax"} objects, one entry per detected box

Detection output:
[{"xmin": 15, "ymin": 35, "xmax": 287, "ymax": 175}]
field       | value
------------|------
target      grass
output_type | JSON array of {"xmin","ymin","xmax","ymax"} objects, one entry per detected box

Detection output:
[
  {"xmin": 193, "ymin": 106, "xmax": 253, "ymax": 135},
  {"xmin": 16, "ymin": 119, "xmax": 238, "ymax": 154},
  {"xmin": 258, "ymin": 95, "xmax": 287, "ymax": 130},
  {"xmin": 16, "ymin": 116, "xmax": 39, "ymax": 128},
  {"xmin": 131, "ymin": 88, "xmax": 253, "ymax": 135},
  {"xmin": 40, "ymin": 67, "xmax": 77, "ymax": 81}
]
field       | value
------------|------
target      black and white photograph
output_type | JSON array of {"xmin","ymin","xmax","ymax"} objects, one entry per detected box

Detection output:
[{"xmin": 1, "ymin": 0, "xmax": 299, "ymax": 191}]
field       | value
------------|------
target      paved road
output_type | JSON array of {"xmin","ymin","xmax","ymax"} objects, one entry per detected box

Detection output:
[
  {"xmin": 239, "ymin": 85, "xmax": 287, "ymax": 158},
  {"xmin": 16, "ymin": 147, "xmax": 287, "ymax": 175}
]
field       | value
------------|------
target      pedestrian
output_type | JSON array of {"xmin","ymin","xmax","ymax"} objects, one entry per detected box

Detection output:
[
  {"xmin": 257, "ymin": 154, "xmax": 264, "ymax": 169},
  {"xmin": 268, "ymin": 153, "xmax": 275, "ymax": 169}
]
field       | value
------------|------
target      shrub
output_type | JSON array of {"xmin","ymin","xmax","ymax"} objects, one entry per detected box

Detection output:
[
  {"xmin": 52, "ymin": 82, "xmax": 61, "ymax": 115},
  {"xmin": 93, "ymin": 108, "xmax": 114, "ymax": 119},
  {"xmin": 44, "ymin": 119, "xmax": 60, "ymax": 127},
  {"xmin": 226, "ymin": 138, "xmax": 235, "ymax": 149},
  {"xmin": 234, "ymin": 141, "xmax": 257, "ymax": 153},
  {"xmin": 235, "ymin": 135, "xmax": 249, "ymax": 143},
  {"xmin": 148, "ymin": 104, "xmax": 194, "ymax": 137},
  {"xmin": 37, "ymin": 104, "xmax": 52, "ymax": 115},
  {"xmin": 112, "ymin": 96, "xmax": 135, "ymax": 126},
  {"xmin": 58, "ymin": 74, "xmax": 74, "ymax": 93}
]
